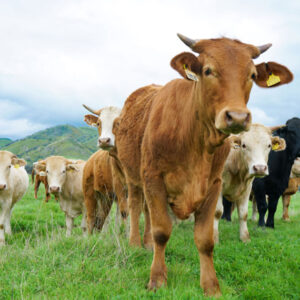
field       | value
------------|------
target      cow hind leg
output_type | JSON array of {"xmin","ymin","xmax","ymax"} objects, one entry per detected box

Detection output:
[
  {"xmin": 221, "ymin": 196, "xmax": 232, "ymax": 221},
  {"xmin": 143, "ymin": 174, "xmax": 172, "ymax": 290},
  {"xmin": 251, "ymin": 198, "xmax": 258, "ymax": 221},
  {"xmin": 213, "ymin": 194, "xmax": 223, "ymax": 244},
  {"xmin": 194, "ymin": 179, "xmax": 221, "ymax": 297},
  {"xmin": 128, "ymin": 183, "xmax": 143, "ymax": 247},
  {"xmin": 143, "ymin": 201, "xmax": 153, "ymax": 250},
  {"xmin": 266, "ymin": 195, "xmax": 280, "ymax": 228},
  {"xmin": 282, "ymin": 195, "xmax": 291, "ymax": 221}
]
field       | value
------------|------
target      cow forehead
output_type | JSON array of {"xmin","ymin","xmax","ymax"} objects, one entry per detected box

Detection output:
[
  {"xmin": 45, "ymin": 156, "xmax": 68, "ymax": 170},
  {"xmin": 99, "ymin": 107, "xmax": 121, "ymax": 122},
  {"xmin": 240, "ymin": 125, "xmax": 271, "ymax": 144},
  {"xmin": 0, "ymin": 151, "xmax": 14, "ymax": 164}
]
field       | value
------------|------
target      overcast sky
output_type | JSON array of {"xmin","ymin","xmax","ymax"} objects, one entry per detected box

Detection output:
[{"xmin": 0, "ymin": 0, "xmax": 299, "ymax": 139}]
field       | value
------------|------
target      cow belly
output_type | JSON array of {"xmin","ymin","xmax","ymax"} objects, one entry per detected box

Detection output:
[{"xmin": 164, "ymin": 168, "xmax": 208, "ymax": 220}]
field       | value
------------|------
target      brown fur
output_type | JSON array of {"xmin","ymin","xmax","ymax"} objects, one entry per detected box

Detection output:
[
  {"xmin": 82, "ymin": 149, "xmax": 128, "ymax": 233},
  {"xmin": 114, "ymin": 37, "xmax": 292, "ymax": 297},
  {"xmin": 282, "ymin": 177, "xmax": 300, "ymax": 220}
]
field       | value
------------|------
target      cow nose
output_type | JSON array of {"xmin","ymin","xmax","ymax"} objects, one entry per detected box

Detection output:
[
  {"xmin": 99, "ymin": 137, "xmax": 111, "ymax": 145},
  {"xmin": 253, "ymin": 164, "xmax": 268, "ymax": 175},
  {"xmin": 0, "ymin": 184, "xmax": 6, "ymax": 190},
  {"xmin": 50, "ymin": 186, "xmax": 60, "ymax": 193},
  {"xmin": 225, "ymin": 111, "xmax": 251, "ymax": 132}
]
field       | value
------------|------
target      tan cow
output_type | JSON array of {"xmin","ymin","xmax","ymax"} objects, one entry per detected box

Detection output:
[
  {"xmin": 114, "ymin": 34, "xmax": 292, "ymax": 296},
  {"xmin": 0, "ymin": 151, "xmax": 28, "ymax": 246},
  {"xmin": 282, "ymin": 157, "xmax": 300, "ymax": 221},
  {"xmin": 34, "ymin": 156, "xmax": 86, "ymax": 236},
  {"xmin": 214, "ymin": 124, "xmax": 286, "ymax": 243}
]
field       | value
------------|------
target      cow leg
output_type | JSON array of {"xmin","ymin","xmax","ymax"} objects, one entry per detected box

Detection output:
[
  {"xmin": 251, "ymin": 198, "xmax": 258, "ymax": 221},
  {"xmin": 128, "ymin": 183, "xmax": 143, "ymax": 247},
  {"xmin": 143, "ymin": 201, "xmax": 153, "ymax": 250},
  {"xmin": 65, "ymin": 215, "xmax": 74, "ymax": 237},
  {"xmin": 237, "ymin": 198, "xmax": 250, "ymax": 242},
  {"xmin": 84, "ymin": 178, "xmax": 97, "ymax": 234},
  {"xmin": 213, "ymin": 193, "xmax": 223, "ymax": 244},
  {"xmin": 221, "ymin": 196, "xmax": 232, "ymax": 221},
  {"xmin": 45, "ymin": 181, "xmax": 50, "ymax": 203},
  {"xmin": 194, "ymin": 179, "xmax": 221, "ymax": 297},
  {"xmin": 266, "ymin": 195, "xmax": 280, "ymax": 228},
  {"xmin": 97, "ymin": 194, "xmax": 113, "ymax": 233},
  {"xmin": 0, "ymin": 203, "xmax": 10, "ymax": 246},
  {"xmin": 81, "ymin": 208, "xmax": 87, "ymax": 236},
  {"xmin": 4, "ymin": 208, "xmax": 12, "ymax": 235},
  {"xmin": 34, "ymin": 180, "xmax": 40, "ymax": 199},
  {"xmin": 143, "ymin": 174, "xmax": 172, "ymax": 290},
  {"xmin": 282, "ymin": 195, "xmax": 291, "ymax": 221}
]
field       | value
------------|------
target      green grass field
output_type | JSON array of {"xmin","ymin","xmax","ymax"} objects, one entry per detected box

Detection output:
[{"xmin": 0, "ymin": 182, "xmax": 299, "ymax": 299}]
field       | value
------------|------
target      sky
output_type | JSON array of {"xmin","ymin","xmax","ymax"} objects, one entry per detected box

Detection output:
[{"xmin": 0, "ymin": 0, "xmax": 299, "ymax": 139}]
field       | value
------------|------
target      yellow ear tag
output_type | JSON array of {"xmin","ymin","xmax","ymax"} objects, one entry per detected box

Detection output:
[
  {"xmin": 267, "ymin": 73, "xmax": 281, "ymax": 87},
  {"xmin": 272, "ymin": 143, "xmax": 279, "ymax": 150},
  {"xmin": 183, "ymin": 64, "xmax": 198, "ymax": 82},
  {"xmin": 14, "ymin": 164, "xmax": 20, "ymax": 169}
]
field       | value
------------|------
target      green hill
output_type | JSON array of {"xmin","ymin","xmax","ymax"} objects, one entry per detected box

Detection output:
[
  {"xmin": 0, "ymin": 125, "xmax": 98, "ymax": 171},
  {"xmin": 0, "ymin": 138, "xmax": 12, "ymax": 147}
]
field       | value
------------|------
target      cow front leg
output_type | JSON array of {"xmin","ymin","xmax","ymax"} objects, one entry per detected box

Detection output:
[
  {"xmin": 34, "ymin": 180, "xmax": 40, "ymax": 199},
  {"xmin": 65, "ymin": 215, "xmax": 74, "ymax": 237},
  {"xmin": 84, "ymin": 178, "xmax": 97, "ymax": 234},
  {"xmin": 143, "ymin": 174, "xmax": 172, "ymax": 290},
  {"xmin": 221, "ymin": 196, "xmax": 232, "ymax": 221},
  {"xmin": 143, "ymin": 201, "xmax": 153, "ymax": 250},
  {"xmin": 4, "ymin": 209, "xmax": 12, "ymax": 235},
  {"xmin": 194, "ymin": 179, "xmax": 221, "ymax": 297},
  {"xmin": 266, "ymin": 195, "xmax": 280, "ymax": 228},
  {"xmin": 282, "ymin": 195, "xmax": 291, "ymax": 221},
  {"xmin": 128, "ymin": 183, "xmax": 143, "ymax": 247},
  {"xmin": 237, "ymin": 198, "xmax": 250, "ymax": 242},
  {"xmin": 251, "ymin": 197, "xmax": 258, "ymax": 221},
  {"xmin": 0, "ymin": 208, "xmax": 7, "ymax": 246},
  {"xmin": 213, "ymin": 193, "xmax": 223, "ymax": 244}
]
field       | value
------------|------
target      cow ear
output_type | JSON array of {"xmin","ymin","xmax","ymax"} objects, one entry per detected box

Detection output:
[
  {"xmin": 66, "ymin": 164, "xmax": 79, "ymax": 172},
  {"xmin": 170, "ymin": 52, "xmax": 202, "ymax": 81},
  {"xmin": 271, "ymin": 136, "xmax": 286, "ymax": 151},
  {"xmin": 11, "ymin": 157, "xmax": 26, "ymax": 167},
  {"xmin": 254, "ymin": 62, "xmax": 293, "ymax": 88},
  {"xmin": 229, "ymin": 135, "xmax": 241, "ymax": 149},
  {"xmin": 84, "ymin": 114, "xmax": 99, "ymax": 127},
  {"xmin": 34, "ymin": 160, "xmax": 46, "ymax": 172}
]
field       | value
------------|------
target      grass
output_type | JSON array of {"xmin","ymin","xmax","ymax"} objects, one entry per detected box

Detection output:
[{"xmin": 0, "ymin": 182, "xmax": 299, "ymax": 299}]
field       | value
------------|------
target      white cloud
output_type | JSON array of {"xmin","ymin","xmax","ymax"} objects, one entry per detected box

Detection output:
[
  {"xmin": 248, "ymin": 107, "xmax": 275, "ymax": 125},
  {"xmin": 0, "ymin": 0, "xmax": 299, "ymax": 138}
]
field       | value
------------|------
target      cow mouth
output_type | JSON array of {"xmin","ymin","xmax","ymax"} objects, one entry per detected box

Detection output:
[
  {"xmin": 219, "ymin": 124, "xmax": 248, "ymax": 135},
  {"xmin": 99, "ymin": 144, "xmax": 114, "ymax": 150}
]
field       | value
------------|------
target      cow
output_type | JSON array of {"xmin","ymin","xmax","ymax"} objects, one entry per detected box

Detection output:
[
  {"xmin": 214, "ymin": 124, "xmax": 286, "ymax": 243},
  {"xmin": 0, "ymin": 151, "xmax": 29, "ymax": 246},
  {"xmin": 113, "ymin": 33, "xmax": 293, "ymax": 296},
  {"xmin": 281, "ymin": 157, "xmax": 300, "ymax": 220},
  {"xmin": 34, "ymin": 156, "xmax": 86, "ymax": 236},
  {"xmin": 83, "ymin": 105, "xmax": 128, "ymax": 233},
  {"xmin": 252, "ymin": 117, "xmax": 300, "ymax": 228}
]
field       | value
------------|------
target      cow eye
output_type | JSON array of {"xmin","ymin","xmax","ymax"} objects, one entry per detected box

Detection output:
[
  {"xmin": 268, "ymin": 144, "xmax": 271, "ymax": 148},
  {"xmin": 242, "ymin": 144, "xmax": 246, "ymax": 149},
  {"xmin": 62, "ymin": 170, "xmax": 66, "ymax": 174},
  {"xmin": 8, "ymin": 165, "xmax": 11, "ymax": 169},
  {"xmin": 46, "ymin": 170, "xmax": 49, "ymax": 173},
  {"xmin": 251, "ymin": 73, "xmax": 256, "ymax": 80},
  {"xmin": 204, "ymin": 68, "xmax": 212, "ymax": 76}
]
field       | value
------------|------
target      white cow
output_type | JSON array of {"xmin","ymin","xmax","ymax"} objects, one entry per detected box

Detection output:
[
  {"xmin": 35, "ymin": 156, "xmax": 86, "ymax": 236},
  {"xmin": 0, "ymin": 151, "xmax": 29, "ymax": 246},
  {"xmin": 214, "ymin": 124, "xmax": 286, "ymax": 243},
  {"xmin": 83, "ymin": 105, "xmax": 121, "ymax": 149}
]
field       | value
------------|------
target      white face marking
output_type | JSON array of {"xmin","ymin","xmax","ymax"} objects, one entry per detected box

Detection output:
[
  {"xmin": 0, "ymin": 152, "xmax": 12, "ymax": 189},
  {"xmin": 45, "ymin": 159, "xmax": 68, "ymax": 193},
  {"xmin": 98, "ymin": 106, "xmax": 121, "ymax": 148}
]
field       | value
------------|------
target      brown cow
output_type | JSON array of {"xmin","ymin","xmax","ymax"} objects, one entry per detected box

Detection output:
[
  {"xmin": 282, "ymin": 157, "xmax": 300, "ymax": 221},
  {"xmin": 114, "ymin": 34, "xmax": 293, "ymax": 296},
  {"xmin": 82, "ymin": 149, "xmax": 128, "ymax": 233}
]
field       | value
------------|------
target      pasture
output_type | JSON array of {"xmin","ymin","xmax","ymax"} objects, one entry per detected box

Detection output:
[{"xmin": 0, "ymin": 181, "xmax": 299, "ymax": 299}]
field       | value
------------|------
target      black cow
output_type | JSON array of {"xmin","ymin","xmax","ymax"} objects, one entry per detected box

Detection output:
[{"xmin": 252, "ymin": 117, "xmax": 300, "ymax": 228}]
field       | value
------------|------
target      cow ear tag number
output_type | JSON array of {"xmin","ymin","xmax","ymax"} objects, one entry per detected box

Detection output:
[
  {"xmin": 14, "ymin": 164, "xmax": 20, "ymax": 169},
  {"xmin": 272, "ymin": 143, "xmax": 279, "ymax": 150},
  {"xmin": 267, "ymin": 73, "xmax": 280, "ymax": 87},
  {"xmin": 183, "ymin": 64, "xmax": 198, "ymax": 82}
]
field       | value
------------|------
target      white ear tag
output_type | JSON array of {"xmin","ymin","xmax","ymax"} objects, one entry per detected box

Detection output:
[{"xmin": 183, "ymin": 64, "xmax": 198, "ymax": 82}]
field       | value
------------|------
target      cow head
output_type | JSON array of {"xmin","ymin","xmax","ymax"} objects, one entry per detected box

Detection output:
[
  {"xmin": 0, "ymin": 151, "xmax": 26, "ymax": 191},
  {"xmin": 291, "ymin": 157, "xmax": 300, "ymax": 178},
  {"xmin": 230, "ymin": 124, "xmax": 286, "ymax": 177},
  {"xmin": 83, "ymin": 105, "xmax": 121, "ymax": 149},
  {"xmin": 34, "ymin": 156, "xmax": 79, "ymax": 195},
  {"xmin": 171, "ymin": 34, "xmax": 293, "ymax": 135}
]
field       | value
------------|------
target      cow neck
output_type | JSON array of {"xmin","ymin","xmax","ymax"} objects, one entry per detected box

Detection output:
[{"xmin": 188, "ymin": 81, "xmax": 228, "ymax": 155}]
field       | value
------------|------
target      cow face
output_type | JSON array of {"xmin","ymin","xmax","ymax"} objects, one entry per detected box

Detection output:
[
  {"xmin": 34, "ymin": 156, "xmax": 78, "ymax": 195},
  {"xmin": 230, "ymin": 124, "xmax": 286, "ymax": 177},
  {"xmin": 291, "ymin": 157, "xmax": 300, "ymax": 178},
  {"xmin": 83, "ymin": 106, "xmax": 121, "ymax": 149},
  {"xmin": 0, "ymin": 151, "xmax": 26, "ymax": 191},
  {"xmin": 171, "ymin": 35, "xmax": 293, "ymax": 135}
]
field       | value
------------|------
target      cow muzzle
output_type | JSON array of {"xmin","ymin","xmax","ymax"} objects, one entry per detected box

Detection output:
[
  {"xmin": 216, "ymin": 109, "xmax": 251, "ymax": 134},
  {"xmin": 251, "ymin": 164, "xmax": 268, "ymax": 177},
  {"xmin": 50, "ymin": 186, "xmax": 60, "ymax": 194},
  {"xmin": 0, "ymin": 184, "xmax": 7, "ymax": 191},
  {"xmin": 98, "ymin": 137, "xmax": 113, "ymax": 149}
]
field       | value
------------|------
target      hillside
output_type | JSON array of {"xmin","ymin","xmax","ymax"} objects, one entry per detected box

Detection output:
[
  {"xmin": 0, "ymin": 125, "xmax": 98, "ymax": 171},
  {"xmin": 0, "ymin": 138, "xmax": 12, "ymax": 147}
]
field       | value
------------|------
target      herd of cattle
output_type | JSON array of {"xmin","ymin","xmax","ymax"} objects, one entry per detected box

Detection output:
[{"xmin": 1, "ymin": 34, "xmax": 300, "ymax": 297}]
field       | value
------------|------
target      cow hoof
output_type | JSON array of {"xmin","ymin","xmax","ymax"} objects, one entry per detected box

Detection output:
[
  {"xmin": 241, "ymin": 237, "xmax": 251, "ymax": 243},
  {"xmin": 144, "ymin": 241, "xmax": 153, "ymax": 251},
  {"xmin": 202, "ymin": 280, "xmax": 221, "ymax": 298},
  {"xmin": 282, "ymin": 217, "xmax": 290, "ymax": 222},
  {"xmin": 147, "ymin": 276, "xmax": 167, "ymax": 291},
  {"xmin": 129, "ymin": 238, "xmax": 142, "ymax": 248}
]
